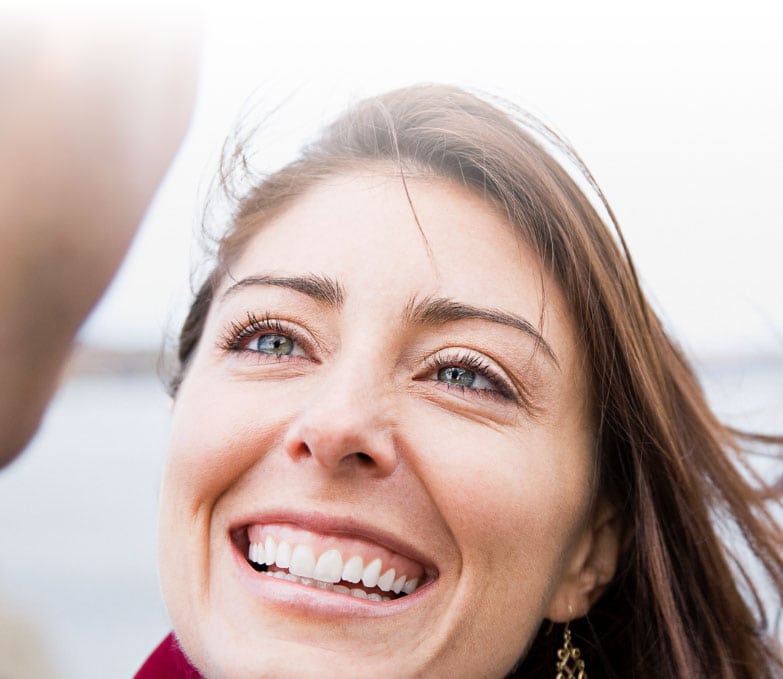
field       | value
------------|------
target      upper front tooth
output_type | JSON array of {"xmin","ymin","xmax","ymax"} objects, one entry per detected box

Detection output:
[
  {"xmin": 289, "ymin": 544, "xmax": 316, "ymax": 578},
  {"xmin": 392, "ymin": 575, "xmax": 406, "ymax": 594},
  {"xmin": 275, "ymin": 540, "xmax": 292, "ymax": 569},
  {"xmin": 377, "ymin": 568, "xmax": 396, "ymax": 592},
  {"xmin": 361, "ymin": 558, "xmax": 382, "ymax": 588},
  {"xmin": 313, "ymin": 549, "xmax": 343, "ymax": 584},
  {"xmin": 264, "ymin": 536, "xmax": 277, "ymax": 566},
  {"xmin": 341, "ymin": 555, "xmax": 364, "ymax": 583}
]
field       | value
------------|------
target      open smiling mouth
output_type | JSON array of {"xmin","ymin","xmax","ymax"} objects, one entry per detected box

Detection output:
[{"xmin": 236, "ymin": 524, "xmax": 425, "ymax": 602}]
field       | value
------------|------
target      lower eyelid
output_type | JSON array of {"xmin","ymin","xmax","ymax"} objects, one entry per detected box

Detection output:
[
  {"xmin": 430, "ymin": 379, "xmax": 512, "ymax": 405},
  {"xmin": 467, "ymin": 372, "xmax": 498, "ymax": 391}
]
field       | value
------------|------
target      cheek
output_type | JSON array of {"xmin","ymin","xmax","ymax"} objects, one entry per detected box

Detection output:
[
  {"xmin": 162, "ymin": 378, "xmax": 295, "ymax": 509},
  {"xmin": 409, "ymin": 410, "xmax": 593, "ymax": 584},
  {"xmin": 158, "ymin": 378, "xmax": 295, "ymax": 586}
]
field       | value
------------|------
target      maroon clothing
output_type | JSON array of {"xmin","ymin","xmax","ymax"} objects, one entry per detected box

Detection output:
[{"xmin": 135, "ymin": 633, "xmax": 201, "ymax": 678}]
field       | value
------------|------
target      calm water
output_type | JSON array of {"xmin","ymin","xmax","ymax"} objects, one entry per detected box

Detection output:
[
  {"xmin": 0, "ymin": 375, "xmax": 170, "ymax": 679},
  {"xmin": 0, "ymin": 360, "xmax": 780, "ymax": 678}
]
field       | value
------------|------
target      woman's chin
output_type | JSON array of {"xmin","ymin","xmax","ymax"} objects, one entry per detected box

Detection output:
[{"xmin": 171, "ymin": 592, "xmax": 440, "ymax": 679}]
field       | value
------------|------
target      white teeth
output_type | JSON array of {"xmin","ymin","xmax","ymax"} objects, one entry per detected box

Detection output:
[
  {"xmin": 361, "ymin": 558, "xmax": 382, "ymax": 588},
  {"xmin": 248, "ymin": 535, "xmax": 422, "ymax": 597},
  {"xmin": 289, "ymin": 544, "xmax": 316, "ymax": 578},
  {"xmin": 314, "ymin": 549, "xmax": 343, "ymax": 584},
  {"xmin": 367, "ymin": 593, "xmax": 382, "ymax": 601},
  {"xmin": 275, "ymin": 540, "xmax": 292, "ymax": 569},
  {"xmin": 341, "ymin": 555, "xmax": 364, "ymax": 583},
  {"xmin": 377, "ymin": 568, "xmax": 396, "ymax": 592},
  {"xmin": 351, "ymin": 588, "xmax": 368, "ymax": 599},
  {"xmin": 264, "ymin": 536, "xmax": 277, "ymax": 566},
  {"xmin": 249, "ymin": 542, "xmax": 267, "ymax": 565},
  {"xmin": 402, "ymin": 577, "xmax": 419, "ymax": 594}
]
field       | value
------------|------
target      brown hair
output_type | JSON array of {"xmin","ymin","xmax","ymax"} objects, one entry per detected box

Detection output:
[{"xmin": 169, "ymin": 84, "xmax": 783, "ymax": 677}]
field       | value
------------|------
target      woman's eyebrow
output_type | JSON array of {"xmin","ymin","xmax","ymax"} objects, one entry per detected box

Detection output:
[
  {"xmin": 220, "ymin": 274, "xmax": 345, "ymax": 308},
  {"xmin": 403, "ymin": 296, "xmax": 560, "ymax": 369}
]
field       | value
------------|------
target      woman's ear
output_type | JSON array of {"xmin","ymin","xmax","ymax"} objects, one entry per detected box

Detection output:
[{"xmin": 545, "ymin": 498, "xmax": 622, "ymax": 622}]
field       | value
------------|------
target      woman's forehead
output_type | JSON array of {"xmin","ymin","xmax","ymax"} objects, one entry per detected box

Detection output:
[{"xmin": 228, "ymin": 174, "xmax": 552, "ymax": 309}]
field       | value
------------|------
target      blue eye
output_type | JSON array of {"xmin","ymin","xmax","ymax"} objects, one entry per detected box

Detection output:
[
  {"xmin": 430, "ymin": 352, "xmax": 508, "ymax": 397},
  {"xmin": 438, "ymin": 366, "xmax": 476, "ymax": 387},
  {"xmin": 253, "ymin": 333, "xmax": 294, "ymax": 356},
  {"xmin": 222, "ymin": 313, "xmax": 308, "ymax": 360}
]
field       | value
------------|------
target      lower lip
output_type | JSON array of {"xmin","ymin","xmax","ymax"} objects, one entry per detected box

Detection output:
[{"xmin": 230, "ymin": 540, "xmax": 429, "ymax": 619}]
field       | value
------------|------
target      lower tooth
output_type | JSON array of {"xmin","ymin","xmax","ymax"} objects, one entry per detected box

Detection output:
[{"xmin": 259, "ymin": 570, "xmax": 391, "ymax": 601}]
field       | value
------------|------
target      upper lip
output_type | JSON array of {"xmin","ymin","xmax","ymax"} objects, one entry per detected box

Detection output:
[{"xmin": 228, "ymin": 508, "xmax": 439, "ymax": 580}]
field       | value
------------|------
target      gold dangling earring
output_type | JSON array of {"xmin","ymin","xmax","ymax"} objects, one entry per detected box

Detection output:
[{"xmin": 555, "ymin": 622, "xmax": 587, "ymax": 679}]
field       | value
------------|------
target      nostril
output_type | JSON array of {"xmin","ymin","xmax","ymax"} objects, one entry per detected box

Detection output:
[{"xmin": 354, "ymin": 452, "xmax": 373, "ymax": 465}]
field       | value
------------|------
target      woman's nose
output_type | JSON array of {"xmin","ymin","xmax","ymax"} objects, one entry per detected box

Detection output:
[{"xmin": 282, "ymin": 367, "xmax": 398, "ymax": 477}]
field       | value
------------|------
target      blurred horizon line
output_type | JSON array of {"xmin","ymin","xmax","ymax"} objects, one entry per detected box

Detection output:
[{"xmin": 67, "ymin": 341, "xmax": 783, "ymax": 379}]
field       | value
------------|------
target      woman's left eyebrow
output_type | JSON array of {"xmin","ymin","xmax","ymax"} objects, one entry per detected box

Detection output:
[
  {"xmin": 220, "ymin": 274, "xmax": 345, "ymax": 308},
  {"xmin": 403, "ymin": 295, "xmax": 560, "ymax": 370}
]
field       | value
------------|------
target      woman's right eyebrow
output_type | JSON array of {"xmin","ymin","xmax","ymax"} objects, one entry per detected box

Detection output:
[{"xmin": 220, "ymin": 274, "xmax": 345, "ymax": 308}]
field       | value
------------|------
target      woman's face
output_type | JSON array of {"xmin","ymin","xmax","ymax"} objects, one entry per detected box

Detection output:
[{"xmin": 160, "ymin": 173, "xmax": 601, "ymax": 677}]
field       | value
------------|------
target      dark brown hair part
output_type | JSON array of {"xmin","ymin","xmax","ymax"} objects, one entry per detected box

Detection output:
[{"xmin": 169, "ymin": 84, "xmax": 783, "ymax": 678}]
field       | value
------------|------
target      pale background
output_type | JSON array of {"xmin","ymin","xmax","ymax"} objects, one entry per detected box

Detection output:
[{"xmin": 1, "ymin": 2, "xmax": 781, "ymax": 677}]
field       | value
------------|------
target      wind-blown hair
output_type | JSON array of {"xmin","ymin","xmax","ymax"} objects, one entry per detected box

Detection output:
[{"xmin": 169, "ymin": 84, "xmax": 783, "ymax": 677}]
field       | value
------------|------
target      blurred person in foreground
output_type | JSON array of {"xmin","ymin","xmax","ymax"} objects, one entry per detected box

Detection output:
[{"xmin": 0, "ymin": 4, "xmax": 198, "ymax": 467}]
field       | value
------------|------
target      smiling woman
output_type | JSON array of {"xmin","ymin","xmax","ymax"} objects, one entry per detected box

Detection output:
[{"xmin": 138, "ymin": 85, "xmax": 783, "ymax": 678}]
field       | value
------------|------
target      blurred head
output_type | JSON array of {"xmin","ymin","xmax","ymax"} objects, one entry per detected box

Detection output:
[{"xmin": 158, "ymin": 85, "xmax": 782, "ymax": 677}]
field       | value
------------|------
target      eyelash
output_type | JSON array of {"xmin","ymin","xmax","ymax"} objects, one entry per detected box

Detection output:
[
  {"xmin": 219, "ymin": 314, "xmax": 517, "ymax": 404},
  {"xmin": 424, "ymin": 350, "xmax": 516, "ymax": 402},
  {"xmin": 220, "ymin": 312, "xmax": 308, "ymax": 357}
]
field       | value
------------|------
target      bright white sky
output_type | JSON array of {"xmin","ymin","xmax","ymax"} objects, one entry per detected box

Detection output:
[{"xmin": 80, "ymin": 1, "xmax": 783, "ymax": 362}]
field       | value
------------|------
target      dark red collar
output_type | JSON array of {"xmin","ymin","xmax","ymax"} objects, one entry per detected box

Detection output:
[{"xmin": 134, "ymin": 632, "xmax": 202, "ymax": 678}]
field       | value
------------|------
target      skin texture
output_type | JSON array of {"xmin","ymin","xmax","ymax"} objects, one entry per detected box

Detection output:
[
  {"xmin": 0, "ymin": 7, "xmax": 198, "ymax": 466},
  {"xmin": 159, "ymin": 173, "xmax": 619, "ymax": 678}
]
